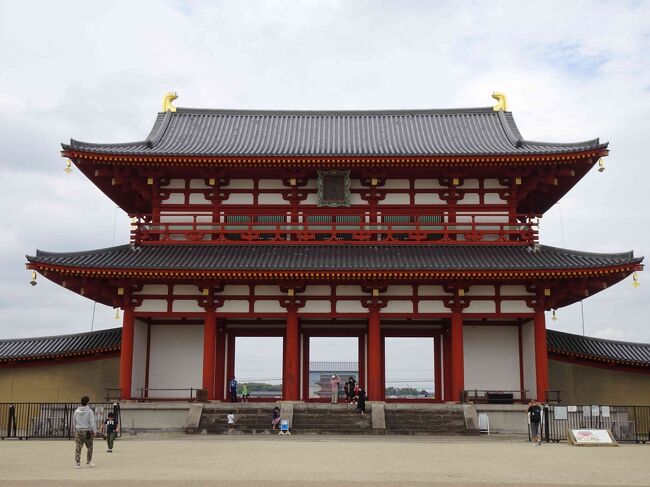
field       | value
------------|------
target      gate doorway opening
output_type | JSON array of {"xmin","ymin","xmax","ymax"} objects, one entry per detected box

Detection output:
[
  {"xmin": 307, "ymin": 337, "xmax": 360, "ymax": 400},
  {"xmin": 233, "ymin": 336, "xmax": 283, "ymax": 400},
  {"xmin": 384, "ymin": 337, "xmax": 437, "ymax": 400}
]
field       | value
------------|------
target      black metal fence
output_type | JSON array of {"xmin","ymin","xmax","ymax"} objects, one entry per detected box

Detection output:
[
  {"xmin": 542, "ymin": 405, "xmax": 650, "ymax": 444},
  {"xmin": 0, "ymin": 403, "xmax": 120, "ymax": 440}
]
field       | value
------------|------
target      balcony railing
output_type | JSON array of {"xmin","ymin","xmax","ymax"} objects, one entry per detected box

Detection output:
[{"xmin": 130, "ymin": 212, "xmax": 539, "ymax": 245}]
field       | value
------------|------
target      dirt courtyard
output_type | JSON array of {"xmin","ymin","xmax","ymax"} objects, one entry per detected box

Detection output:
[{"xmin": 0, "ymin": 434, "xmax": 648, "ymax": 486}]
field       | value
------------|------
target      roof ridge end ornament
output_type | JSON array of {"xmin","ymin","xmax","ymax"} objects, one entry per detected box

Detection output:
[
  {"xmin": 162, "ymin": 92, "xmax": 178, "ymax": 112},
  {"xmin": 491, "ymin": 91, "xmax": 508, "ymax": 112}
]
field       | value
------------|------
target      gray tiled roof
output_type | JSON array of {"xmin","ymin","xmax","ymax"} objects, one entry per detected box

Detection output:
[
  {"xmin": 309, "ymin": 362, "xmax": 359, "ymax": 372},
  {"xmin": 63, "ymin": 107, "xmax": 605, "ymax": 157},
  {"xmin": 547, "ymin": 329, "xmax": 650, "ymax": 367},
  {"xmin": 26, "ymin": 244, "xmax": 641, "ymax": 272},
  {"xmin": 0, "ymin": 328, "xmax": 121, "ymax": 363}
]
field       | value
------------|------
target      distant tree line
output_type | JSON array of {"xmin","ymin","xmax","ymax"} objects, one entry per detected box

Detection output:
[
  {"xmin": 384, "ymin": 387, "xmax": 430, "ymax": 396},
  {"xmin": 237, "ymin": 382, "xmax": 282, "ymax": 392}
]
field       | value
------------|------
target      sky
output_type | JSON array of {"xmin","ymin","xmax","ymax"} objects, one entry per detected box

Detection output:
[{"xmin": 1, "ymin": 0, "xmax": 649, "ymax": 377}]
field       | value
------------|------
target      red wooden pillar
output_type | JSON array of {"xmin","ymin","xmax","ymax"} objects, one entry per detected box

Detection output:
[
  {"xmin": 450, "ymin": 309, "xmax": 464, "ymax": 402},
  {"xmin": 202, "ymin": 308, "xmax": 217, "ymax": 398},
  {"xmin": 283, "ymin": 307, "xmax": 300, "ymax": 400},
  {"xmin": 214, "ymin": 321, "xmax": 226, "ymax": 401},
  {"xmin": 119, "ymin": 306, "xmax": 135, "ymax": 400},
  {"xmin": 534, "ymin": 308, "xmax": 549, "ymax": 402},
  {"xmin": 434, "ymin": 335, "xmax": 442, "ymax": 402},
  {"xmin": 442, "ymin": 330, "xmax": 452, "ymax": 401},
  {"xmin": 367, "ymin": 309, "xmax": 382, "ymax": 401}
]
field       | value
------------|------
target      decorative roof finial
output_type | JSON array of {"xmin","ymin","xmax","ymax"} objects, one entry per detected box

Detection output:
[
  {"xmin": 162, "ymin": 92, "xmax": 178, "ymax": 112},
  {"xmin": 491, "ymin": 91, "xmax": 508, "ymax": 112}
]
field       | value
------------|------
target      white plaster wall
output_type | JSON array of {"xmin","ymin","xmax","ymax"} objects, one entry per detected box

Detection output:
[
  {"xmin": 466, "ymin": 286, "xmax": 495, "ymax": 296},
  {"xmin": 336, "ymin": 285, "xmax": 363, "ymax": 295},
  {"xmin": 258, "ymin": 194, "xmax": 287, "ymax": 205},
  {"xmin": 161, "ymin": 179, "xmax": 185, "ymax": 189},
  {"xmin": 418, "ymin": 300, "xmax": 449, "ymax": 313},
  {"xmin": 222, "ymin": 285, "xmax": 250, "ymax": 296},
  {"xmin": 419, "ymin": 285, "xmax": 448, "ymax": 296},
  {"xmin": 189, "ymin": 179, "xmax": 209, "ymax": 189},
  {"xmin": 336, "ymin": 301, "xmax": 366, "ymax": 313},
  {"xmin": 500, "ymin": 285, "xmax": 532, "ymax": 296},
  {"xmin": 384, "ymin": 179, "xmax": 410, "ymax": 189},
  {"xmin": 303, "ymin": 194, "xmax": 320, "ymax": 205},
  {"xmin": 464, "ymin": 301, "xmax": 496, "ymax": 313},
  {"xmin": 458, "ymin": 179, "xmax": 479, "ymax": 189},
  {"xmin": 253, "ymin": 301, "xmax": 284, "ymax": 313},
  {"xmin": 414, "ymin": 179, "xmax": 444, "ymax": 189},
  {"xmin": 500, "ymin": 300, "xmax": 532, "ymax": 313},
  {"xmin": 521, "ymin": 320, "xmax": 537, "ymax": 398},
  {"xmin": 414, "ymin": 193, "xmax": 445, "ymax": 204},
  {"xmin": 223, "ymin": 179, "xmax": 254, "ymax": 189},
  {"xmin": 484, "ymin": 193, "xmax": 507, "ymax": 204},
  {"xmin": 457, "ymin": 193, "xmax": 480, "ymax": 205},
  {"xmin": 378, "ymin": 194, "xmax": 410, "ymax": 205},
  {"xmin": 220, "ymin": 300, "xmax": 250, "ymax": 313},
  {"xmin": 173, "ymin": 285, "xmax": 200, "ymax": 296},
  {"xmin": 382, "ymin": 301, "xmax": 413, "ymax": 314},
  {"xmin": 131, "ymin": 319, "xmax": 148, "ymax": 398},
  {"xmin": 188, "ymin": 193, "xmax": 210, "ymax": 204},
  {"xmin": 258, "ymin": 180, "xmax": 285, "ymax": 189},
  {"xmin": 172, "ymin": 300, "xmax": 203, "ymax": 312},
  {"xmin": 301, "ymin": 301, "xmax": 332, "ymax": 313},
  {"xmin": 386, "ymin": 285, "xmax": 412, "ymax": 296},
  {"xmin": 222, "ymin": 193, "xmax": 254, "ymax": 205},
  {"xmin": 135, "ymin": 285, "xmax": 168, "ymax": 296},
  {"xmin": 161, "ymin": 193, "xmax": 184, "ymax": 205},
  {"xmin": 301, "ymin": 286, "xmax": 331, "ymax": 296},
  {"xmin": 484, "ymin": 179, "xmax": 506, "ymax": 189},
  {"xmin": 136, "ymin": 299, "xmax": 168, "ymax": 312},
  {"xmin": 254, "ymin": 285, "xmax": 282, "ymax": 296},
  {"xmin": 463, "ymin": 326, "xmax": 520, "ymax": 391},
  {"xmin": 349, "ymin": 193, "xmax": 366, "ymax": 205},
  {"xmin": 147, "ymin": 325, "xmax": 202, "ymax": 398}
]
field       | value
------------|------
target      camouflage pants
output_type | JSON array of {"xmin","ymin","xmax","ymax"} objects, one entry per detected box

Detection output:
[{"xmin": 74, "ymin": 430, "xmax": 93, "ymax": 464}]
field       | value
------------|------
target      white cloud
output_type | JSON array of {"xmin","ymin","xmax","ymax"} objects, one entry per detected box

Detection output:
[{"xmin": 0, "ymin": 1, "xmax": 649, "ymax": 360}]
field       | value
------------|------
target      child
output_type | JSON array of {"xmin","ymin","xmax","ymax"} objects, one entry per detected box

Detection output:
[
  {"xmin": 356, "ymin": 386, "xmax": 366, "ymax": 414},
  {"xmin": 227, "ymin": 411, "xmax": 235, "ymax": 434},
  {"xmin": 241, "ymin": 383, "xmax": 250, "ymax": 402},
  {"xmin": 102, "ymin": 412, "xmax": 119, "ymax": 453},
  {"xmin": 271, "ymin": 406, "xmax": 281, "ymax": 430}
]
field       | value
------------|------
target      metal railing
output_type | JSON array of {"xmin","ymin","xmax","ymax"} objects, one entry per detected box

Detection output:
[
  {"xmin": 130, "ymin": 211, "xmax": 539, "ymax": 246},
  {"xmin": 463, "ymin": 389, "xmax": 530, "ymax": 404},
  {"xmin": 0, "ymin": 402, "xmax": 120, "ymax": 440},
  {"xmin": 136, "ymin": 388, "xmax": 198, "ymax": 400},
  {"xmin": 543, "ymin": 405, "xmax": 650, "ymax": 443}
]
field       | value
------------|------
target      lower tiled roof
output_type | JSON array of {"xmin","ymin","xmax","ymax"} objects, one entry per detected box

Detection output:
[
  {"xmin": 3, "ymin": 327, "xmax": 649, "ymax": 370},
  {"xmin": 0, "ymin": 328, "xmax": 121, "ymax": 363},
  {"xmin": 26, "ymin": 244, "xmax": 641, "ymax": 271},
  {"xmin": 547, "ymin": 329, "xmax": 650, "ymax": 368}
]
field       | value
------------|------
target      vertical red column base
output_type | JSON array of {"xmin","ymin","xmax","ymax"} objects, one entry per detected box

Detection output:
[
  {"xmin": 202, "ymin": 309, "xmax": 217, "ymax": 399},
  {"xmin": 534, "ymin": 309, "xmax": 549, "ymax": 402},
  {"xmin": 119, "ymin": 307, "xmax": 135, "ymax": 400},
  {"xmin": 450, "ymin": 310, "xmax": 464, "ymax": 402},
  {"xmin": 283, "ymin": 308, "xmax": 300, "ymax": 401},
  {"xmin": 367, "ymin": 309, "xmax": 382, "ymax": 401}
]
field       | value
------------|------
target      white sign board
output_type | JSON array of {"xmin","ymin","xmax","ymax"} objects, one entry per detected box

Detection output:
[
  {"xmin": 554, "ymin": 406, "xmax": 568, "ymax": 420},
  {"xmin": 568, "ymin": 429, "xmax": 618, "ymax": 447}
]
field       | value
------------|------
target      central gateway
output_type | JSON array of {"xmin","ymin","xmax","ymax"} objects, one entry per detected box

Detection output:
[{"xmin": 27, "ymin": 94, "xmax": 642, "ymax": 403}]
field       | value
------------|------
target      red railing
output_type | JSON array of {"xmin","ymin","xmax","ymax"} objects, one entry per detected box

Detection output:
[{"xmin": 130, "ymin": 212, "xmax": 539, "ymax": 245}]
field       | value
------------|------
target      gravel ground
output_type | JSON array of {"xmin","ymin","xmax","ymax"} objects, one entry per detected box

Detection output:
[{"xmin": 0, "ymin": 434, "xmax": 648, "ymax": 486}]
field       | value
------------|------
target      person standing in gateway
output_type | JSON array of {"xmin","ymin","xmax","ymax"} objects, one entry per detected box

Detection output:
[
  {"xmin": 527, "ymin": 399, "xmax": 543, "ymax": 446},
  {"xmin": 229, "ymin": 377, "xmax": 238, "ymax": 402},
  {"xmin": 73, "ymin": 396, "xmax": 97, "ymax": 468},
  {"xmin": 330, "ymin": 374, "xmax": 340, "ymax": 404}
]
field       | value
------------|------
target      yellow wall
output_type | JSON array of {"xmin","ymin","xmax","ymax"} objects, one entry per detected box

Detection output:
[
  {"xmin": 0, "ymin": 357, "xmax": 119, "ymax": 403},
  {"xmin": 549, "ymin": 359, "xmax": 650, "ymax": 405}
]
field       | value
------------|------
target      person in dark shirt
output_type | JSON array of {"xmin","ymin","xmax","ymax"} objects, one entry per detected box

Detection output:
[
  {"xmin": 102, "ymin": 412, "xmax": 119, "ymax": 453},
  {"xmin": 527, "ymin": 399, "xmax": 542, "ymax": 445}
]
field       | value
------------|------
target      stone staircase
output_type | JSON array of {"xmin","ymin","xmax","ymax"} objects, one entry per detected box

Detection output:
[
  {"xmin": 384, "ymin": 404, "xmax": 471, "ymax": 435},
  {"xmin": 198, "ymin": 404, "xmax": 274, "ymax": 434},
  {"xmin": 291, "ymin": 403, "xmax": 374, "ymax": 434}
]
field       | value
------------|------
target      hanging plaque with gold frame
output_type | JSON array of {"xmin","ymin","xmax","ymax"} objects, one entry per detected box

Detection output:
[{"xmin": 317, "ymin": 170, "xmax": 351, "ymax": 207}]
